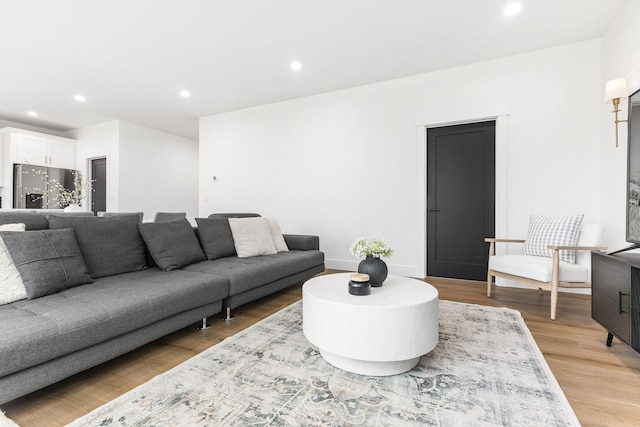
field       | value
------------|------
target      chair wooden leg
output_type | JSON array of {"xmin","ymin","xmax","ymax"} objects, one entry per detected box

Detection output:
[
  {"xmin": 487, "ymin": 242, "xmax": 495, "ymax": 298},
  {"xmin": 550, "ymin": 287, "xmax": 558, "ymax": 321},
  {"xmin": 550, "ymin": 251, "xmax": 560, "ymax": 320}
]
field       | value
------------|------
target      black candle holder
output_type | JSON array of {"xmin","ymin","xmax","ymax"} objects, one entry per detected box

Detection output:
[{"xmin": 348, "ymin": 273, "xmax": 371, "ymax": 296}]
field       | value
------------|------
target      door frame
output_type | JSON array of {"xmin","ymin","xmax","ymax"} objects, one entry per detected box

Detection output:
[{"xmin": 415, "ymin": 104, "xmax": 510, "ymax": 279}]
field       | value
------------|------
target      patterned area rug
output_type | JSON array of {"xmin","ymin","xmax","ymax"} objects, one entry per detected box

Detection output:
[{"xmin": 67, "ymin": 301, "xmax": 579, "ymax": 426}]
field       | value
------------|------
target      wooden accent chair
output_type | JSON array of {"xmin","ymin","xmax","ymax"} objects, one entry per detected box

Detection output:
[{"xmin": 486, "ymin": 222, "xmax": 606, "ymax": 320}]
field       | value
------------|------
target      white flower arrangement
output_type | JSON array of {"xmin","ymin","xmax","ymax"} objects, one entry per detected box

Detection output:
[
  {"xmin": 349, "ymin": 237, "xmax": 394, "ymax": 259},
  {"xmin": 27, "ymin": 169, "xmax": 94, "ymax": 208}
]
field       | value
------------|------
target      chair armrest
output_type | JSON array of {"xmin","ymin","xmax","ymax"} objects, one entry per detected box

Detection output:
[
  {"xmin": 485, "ymin": 238, "xmax": 525, "ymax": 243},
  {"xmin": 547, "ymin": 244, "xmax": 608, "ymax": 251},
  {"xmin": 283, "ymin": 234, "xmax": 319, "ymax": 251},
  {"xmin": 486, "ymin": 238, "xmax": 525, "ymax": 257}
]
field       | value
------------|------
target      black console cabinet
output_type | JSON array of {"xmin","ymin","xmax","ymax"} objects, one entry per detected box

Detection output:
[{"xmin": 591, "ymin": 251, "xmax": 640, "ymax": 352}]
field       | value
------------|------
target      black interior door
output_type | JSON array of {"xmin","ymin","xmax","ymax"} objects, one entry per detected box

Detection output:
[
  {"xmin": 427, "ymin": 121, "xmax": 495, "ymax": 280},
  {"xmin": 91, "ymin": 158, "xmax": 107, "ymax": 215}
]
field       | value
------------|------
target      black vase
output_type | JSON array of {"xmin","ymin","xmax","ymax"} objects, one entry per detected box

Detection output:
[{"xmin": 358, "ymin": 256, "xmax": 388, "ymax": 287}]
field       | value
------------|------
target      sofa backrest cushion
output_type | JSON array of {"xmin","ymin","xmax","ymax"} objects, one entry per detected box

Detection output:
[
  {"xmin": 0, "ymin": 228, "xmax": 93, "ymax": 299},
  {"xmin": 207, "ymin": 213, "xmax": 261, "ymax": 219},
  {"xmin": 48, "ymin": 215, "xmax": 147, "ymax": 278},
  {"xmin": 195, "ymin": 218, "xmax": 237, "ymax": 260},
  {"xmin": 98, "ymin": 212, "xmax": 144, "ymax": 222},
  {"xmin": 0, "ymin": 212, "xmax": 48, "ymax": 230},
  {"xmin": 42, "ymin": 212, "xmax": 95, "ymax": 219},
  {"xmin": 138, "ymin": 218, "xmax": 206, "ymax": 271}
]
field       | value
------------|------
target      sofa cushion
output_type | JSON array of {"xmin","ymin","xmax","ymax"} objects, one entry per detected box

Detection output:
[
  {"xmin": 228, "ymin": 217, "xmax": 277, "ymax": 258},
  {"xmin": 522, "ymin": 214, "xmax": 584, "ymax": 264},
  {"xmin": 0, "ymin": 228, "xmax": 93, "ymax": 299},
  {"xmin": 266, "ymin": 218, "xmax": 289, "ymax": 253},
  {"xmin": 0, "ymin": 223, "xmax": 27, "ymax": 305},
  {"xmin": 138, "ymin": 219, "xmax": 206, "ymax": 271},
  {"xmin": 284, "ymin": 234, "xmax": 320, "ymax": 251},
  {"xmin": 195, "ymin": 218, "xmax": 237, "ymax": 260},
  {"xmin": 0, "ymin": 212, "xmax": 48, "ymax": 230},
  {"xmin": 48, "ymin": 215, "xmax": 147, "ymax": 278},
  {"xmin": 183, "ymin": 250, "xmax": 325, "ymax": 295},
  {"xmin": 0, "ymin": 268, "xmax": 229, "ymax": 377}
]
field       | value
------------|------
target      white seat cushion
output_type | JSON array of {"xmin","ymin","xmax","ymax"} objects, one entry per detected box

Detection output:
[{"xmin": 489, "ymin": 255, "xmax": 588, "ymax": 283}]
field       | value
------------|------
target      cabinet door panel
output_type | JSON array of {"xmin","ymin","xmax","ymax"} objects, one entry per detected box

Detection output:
[
  {"xmin": 592, "ymin": 254, "xmax": 631, "ymax": 344},
  {"xmin": 15, "ymin": 134, "xmax": 48, "ymax": 166},
  {"xmin": 632, "ymin": 269, "xmax": 640, "ymax": 350},
  {"xmin": 48, "ymin": 140, "xmax": 76, "ymax": 169}
]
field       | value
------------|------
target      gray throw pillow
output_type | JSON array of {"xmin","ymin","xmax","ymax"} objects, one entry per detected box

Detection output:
[
  {"xmin": 195, "ymin": 218, "xmax": 237, "ymax": 260},
  {"xmin": 138, "ymin": 218, "xmax": 206, "ymax": 271},
  {"xmin": 48, "ymin": 215, "xmax": 147, "ymax": 278},
  {"xmin": 0, "ymin": 228, "xmax": 93, "ymax": 299}
]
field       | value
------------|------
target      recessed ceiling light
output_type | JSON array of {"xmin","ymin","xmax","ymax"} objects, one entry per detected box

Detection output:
[
  {"xmin": 180, "ymin": 90, "xmax": 191, "ymax": 98},
  {"xmin": 26, "ymin": 111, "xmax": 38, "ymax": 117},
  {"xmin": 74, "ymin": 94, "xmax": 86, "ymax": 102},
  {"xmin": 503, "ymin": 3, "xmax": 521, "ymax": 16},
  {"xmin": 290, "ymin": 61, "xmax": 302, "ymax": 71}
]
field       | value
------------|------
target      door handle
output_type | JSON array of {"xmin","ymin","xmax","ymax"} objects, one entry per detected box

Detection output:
[
  {"xmin": 619, "ymin": 291, "xmax": 630, "ymax": 314},
  {"xmin": 428, "ymin": 209, "xmax": 441, "ymax": 212}
]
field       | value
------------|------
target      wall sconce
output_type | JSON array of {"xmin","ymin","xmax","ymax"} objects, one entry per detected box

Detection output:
[{"xmin": 605, "ymin": 77, "xmax": 629, "ymax": 148}]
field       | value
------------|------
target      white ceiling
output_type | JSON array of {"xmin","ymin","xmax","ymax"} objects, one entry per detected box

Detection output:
[{"xmin": 0, "ymin": 0, "xmax": 626, "ymax": 140}]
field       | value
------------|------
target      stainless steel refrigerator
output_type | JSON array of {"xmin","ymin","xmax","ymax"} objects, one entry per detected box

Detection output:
[{"xmin": 13, "ymin": 164, "xmax": 76, "ymax": 209}]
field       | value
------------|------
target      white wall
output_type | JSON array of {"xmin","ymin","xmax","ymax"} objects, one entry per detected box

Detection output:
[
  {"xmin": 65, "ymin": 120, "xmax": 120, "ymax": 211},
  {"xmin": 601, "ymin": 1, "xmax": 640, "ymax": 250},
  {"xmin": 200, "ymin": 40, "xmax": 602, "ymax": 278},
  {"xmin": 67, "ymin": 120, "xmax": 199, "ymax": 222},
  {"xmin": 118, "ymin": 121, "xmax": 199, "ymax": 223}
]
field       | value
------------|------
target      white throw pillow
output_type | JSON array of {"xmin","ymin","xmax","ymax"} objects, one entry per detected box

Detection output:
[
  {"xmin": 265, "ymin": 218, "xmax": 289, "ymax": 253},
  {"xmin": 0, "ymin": 223, "xmax": 27, "ymax": 305},
  {"xmin": 228, "ymin": 217, "xmax": 277, "ymax": 258},
  {"xmin": 522, "ymin": 214, "xmax": 584, "ymax": 264}
]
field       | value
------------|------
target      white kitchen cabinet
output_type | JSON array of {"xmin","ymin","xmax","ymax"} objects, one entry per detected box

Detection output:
[
  {"xmin": 0, "ymin": 128, "xmax": 77, "ymax": 208},
  {"xmin": 13, "ymin": 133, "xmax": 48, "ymax": 166},
  {"xmin": 2, "ymin": 127, "xmax": 76, "ymax": 169}
]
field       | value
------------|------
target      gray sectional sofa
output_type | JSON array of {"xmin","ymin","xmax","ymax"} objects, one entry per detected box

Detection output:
[{"xmin": 0, "ymin": 211, "xmax": 324, "ymax": 405}]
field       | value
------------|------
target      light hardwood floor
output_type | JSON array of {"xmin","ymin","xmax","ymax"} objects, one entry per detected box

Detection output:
[{"xmin": 3, "ymin": 271, "xmax": 640, "ymax": 426}]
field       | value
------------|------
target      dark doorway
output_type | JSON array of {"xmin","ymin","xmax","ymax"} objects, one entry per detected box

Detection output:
[
  {"xmin": 427, "ymin": 121, "xmax": 495, "ymax": 281},
  {"xmin": 91, "ymin": 158, "xmax": 107, "ymax": 215}
]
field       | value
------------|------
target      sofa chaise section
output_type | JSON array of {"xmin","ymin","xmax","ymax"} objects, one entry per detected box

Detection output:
[
  {"xmin": 0, "ymin": 268, "xmax": 228, "ymax": 380},
  {"xmin": 0, "ymin": 267, "xmax": 227, "ymax": 404}
]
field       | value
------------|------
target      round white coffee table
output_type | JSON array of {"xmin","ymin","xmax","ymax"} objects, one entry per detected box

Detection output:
[{"xmin": 302, "ymin": 273, "xmax": 439, "ymax": 376}]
